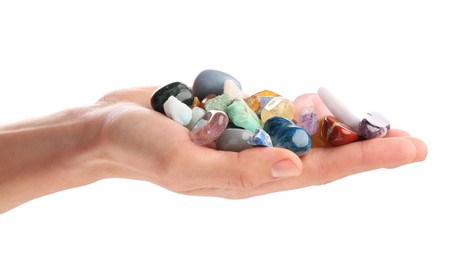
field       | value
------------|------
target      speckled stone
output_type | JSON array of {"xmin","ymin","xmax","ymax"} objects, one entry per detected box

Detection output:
[
  {"xmin": 192, "ymin": 70, "xmax": 242, "ymax": 101},
  {"xmin": 216, "ymin": 128, "xmax": 254, "ymax": 152},
  {"xmin": 151, "ymin": 82, "xmax": 194, "ymax": 114},
  {"xmin": 204, "ymin": 94, "xmax": 232, "ymax": 112},
  {"xmin": 358, "ymin": 112, "xmax": 390, "ymax": 139},
  {"xmin": 190, "ymin": 110, "xmax": 229, "ymax": 145}
]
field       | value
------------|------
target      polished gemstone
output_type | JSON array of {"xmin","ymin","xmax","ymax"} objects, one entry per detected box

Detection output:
[
  {"xmin": 358, "ymin": 112, "xmax": 390, "ymax": 139},
  {"xmin": 190, "ymin": 110, "xmax": 229, "ymax": 145},
  {"xmin": 260, "ymin": 97, "xmax": 295, "ymax": 123},
  {"xmin": 163, "ymin": 96, "xmax": 193, "ymax": 126},
  {"xmin": 244, "ymin": 96, "xmax": 261, "ymax": 113},
  {"xmin": 223, "ymin": 80, "xmax": 243, "ymax": 100},
  {"xmin": 225, "ymin": 98, "xmax": 262, "ymax": 132},
  {"xmin": 252, "ymin": 90, "xmax": 281, "ymax": 97},
  {"xmin": 216, "ymin": 128, "xmax": 254, "ymax": 152},
  {"xmin": 151, "ymin": 82, "xmax": 194, "ymax": 114},
  {"xmin": 263, "ymin": 116, "xmax": 311, "ymax": 156},
  {"xmin": 247, "ymin": 128, "xmax": 273, "ymax": 147},
  {"xmin": 298, "ymin": 111, "xmax": 319, "ymax": 136},
  {"xmin": 186, "ymin": 107, "xmax": 207, "ymax": 130},
  {"xmin": 204, "ymin": 94, "xmax": 232, "ymax": 112},
  {"xmin": 293, "ymin": 93, "xmax": 332, "ymax": 124},
  {"xmin": 323, "ymin": 116, "xmax": 361, "ymax": 146},
  {"xmin": 192, "ymin": 69, "xmax": 242, "ymax": 100},
  {"xmin": 318, "ymin": 87, "xmax": 360, "ymax": 133},
  {"xmin": 309, "ymin": 118, "xmax": 331, "ymax": 148}
]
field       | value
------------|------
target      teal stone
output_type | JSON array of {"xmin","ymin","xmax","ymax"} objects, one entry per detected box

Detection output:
[
  {"xmin": 204, "ymin": 94, "xmax": 232, "ymax": 112},
  {"xmin": 225, "ymin": 98, "xmax": 262, "ymax": 132}
]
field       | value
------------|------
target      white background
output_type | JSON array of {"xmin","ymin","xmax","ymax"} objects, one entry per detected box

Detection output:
[{"xmin": 0, "ymin": 0, "xmax": 461, "ymax": 259}]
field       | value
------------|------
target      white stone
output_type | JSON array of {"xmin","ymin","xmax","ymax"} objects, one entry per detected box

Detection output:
[
  {"xmin": 163, "ymin": 96, "xmax": 192, "ymax": 126},
  {"xmin": 186, "ymin": 106, "xmax": 207, "ymax": 130},
  {"xmin": 317, "ymin": 87, "xmax": 360, "ymax": 133},
  {"xmin": 223, "ymin": 79, "xmax": 243, "ymax": 100}
]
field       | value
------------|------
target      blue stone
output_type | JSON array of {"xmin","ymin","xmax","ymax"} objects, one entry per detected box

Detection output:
[
  {"xmin": 263, "ymin": 116, "xmax": 294, "ymax": 136},
  {"xmin": 151, "ymin": 82, "xmax": 194, "ymax": 114},
  {"xmin": 247, "ymin": 128, "xmax": 273, "ymax": 147},
  {"xmin": 263, "ymin": 116, "xmax": 311, "ymax": 156},
  {"xmin": 192, "ymin": 70, "xmax": 242, "ymax": 101},
  {"xmin": 273, "ymin": 126, "xmax": 311, "ymax": 156}
]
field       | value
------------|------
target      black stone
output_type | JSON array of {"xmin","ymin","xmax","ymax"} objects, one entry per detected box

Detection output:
[
  {"xmin": 150, "ymin": 82, "xmax": 194, "ymax": 114},
  {"xmin": 192, "ymin": 69, "xmax": 242, "ymax": 100}
]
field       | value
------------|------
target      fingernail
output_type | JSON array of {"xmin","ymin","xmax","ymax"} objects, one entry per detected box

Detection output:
[{"xmin": 271, "ymin": 159, "xmax": 300, "ymax": 178}]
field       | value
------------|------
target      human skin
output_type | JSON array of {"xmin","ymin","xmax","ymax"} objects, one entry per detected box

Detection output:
[{"xmin": 0, "ymin": 87, "xmax": 427, "ymax": 213}]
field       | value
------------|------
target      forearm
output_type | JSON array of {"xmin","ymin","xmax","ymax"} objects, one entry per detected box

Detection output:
[{"xmin": 0, "ymin": 106, "xmax": 106, "ymax": 213}]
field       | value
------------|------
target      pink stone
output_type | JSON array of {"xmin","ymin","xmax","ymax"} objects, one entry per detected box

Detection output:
[
  {"xmin": 293, "ymin": 93, "xmax": 332, "ymax": 124},
  {"xmin": 189, "ymin": 110, "xmax": 229, "ymax": 145}
]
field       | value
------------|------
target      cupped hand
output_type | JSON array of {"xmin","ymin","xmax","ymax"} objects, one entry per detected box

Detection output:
[{"xmin": 96, "ymin": 87, "xmax": 427, "ymax": 199}]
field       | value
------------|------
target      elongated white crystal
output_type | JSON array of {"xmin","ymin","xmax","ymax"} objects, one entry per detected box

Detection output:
[
  {"xmin": 317, "ymin": 87, "xmax": 360, "ymax": 133},
  {"xmin": 163, "ymin": 95, "xmax": 192, "ymax": 126}
]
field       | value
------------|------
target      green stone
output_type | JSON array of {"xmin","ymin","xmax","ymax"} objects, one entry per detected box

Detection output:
[
  {"xmin": 225, "ymin": 98, "xmax": 262, "ymax": 132},
  {"xmin": 204, "ymin": 94, "xmax": 232, "ymax": 112}
]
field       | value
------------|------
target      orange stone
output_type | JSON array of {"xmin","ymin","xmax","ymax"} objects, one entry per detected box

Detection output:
[
  {"xmin": 244, "ymin": 96, "xmax": 261, "ymax": 113},
  {"xmin": 323, "ymin": 116, "xmax": 361, "ymax": 146},
  {"xmin": 310, "ymin": 119, "xmax": 331, "ymax": 148},
  {"xmin": 251, "ymin": 90, "xmax": 281, "ymax": 97}
]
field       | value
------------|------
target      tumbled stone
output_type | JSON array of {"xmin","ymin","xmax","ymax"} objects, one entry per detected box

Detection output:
[
  {"xmin": 225, "ymin": 98, "xmax": 261, "ymax": 132},
  {"xmin": 192, "ymin": 70, "xmax": 242, "ymax": 100},
  {"xmin": 191, "ymin": 97, "xmax": 202, "ymax": 108},
  {"xmin": 252, "ymin": 90, "xmax": 281, "ymax": 97},
  {"xmin": 273, "ymin": 126, "xmax": 311, "ymax": 156},
  {"xmin": 186, "ymin": 106, "xmax": 207, "ymax": 130},
  {"xmin": 204, "ymin": 94, "xmax": 232, "ymax": 112},
  {"xmin": 260, "ymin": 97, "xmax": 295, "ymax": 123},
  {"xmin": 263, "ymin": 116, "xmax": 311, "ymax": 156},
  {"xmin": 223, "ymin": 80, "xmax": 243, "ymax": 100},
  {"xmin": 293, "ymin": 93, "xmax": 332, "ymax": 124},
  {"xmin": 323, "ymin": 116, "xmax": 361, "ymax": 146},
  {"xmin": 247, "ymin": 128, "xmax": 273, "ymax": 147},
  {"xmin": 190, "ymin": 110, "xmax": 229, "ymax": 145},
  {"xmin": 151, "ymin": 82, "xmax": 194, "ymax": 114},
  {"xmin": 318, "ymin": 87, "xmax": 360, "ymax": 133},
  {"xmin": 309, "ymin": 118, "xmax": 331, "ymax": 148},
  {"xmin": 216, "ymin": 128, "xmax": 254, "ymax": 152},
  {"xmin": 359, "ymin": 112, "xmax": 390, "ymax": 139},
  {"xmin": 298, "ymin": 111, "xmax": 319, "ymax": 136},
  {"xmin": 244, "ymin": 96, "xmax": 261, "ymax": 113},
  {"xmin": 163, "ymin": 96, "xmax": 192, "ymax": 126}
]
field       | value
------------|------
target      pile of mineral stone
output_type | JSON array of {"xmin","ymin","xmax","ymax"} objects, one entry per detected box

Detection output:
[{"xmin": 150, "ymin": 69, "xmax": 390, "ymax": 157}]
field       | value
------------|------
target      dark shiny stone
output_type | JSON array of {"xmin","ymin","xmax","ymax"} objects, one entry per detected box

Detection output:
[
  {"xmin": 273, "ymin": 126, "xmax": 311, "ymax": 156},
  {"xmin": 263, "ymin": 116, "xmax": 294, "ymax": 136},
  {"xmin": 263, "ymin": 116, "xmax": 311, "ymax": 156},
  {"xmin": 358, "ymin": 112, "xmax": 390, "ymax": 139},
  {"xmin": 151, "ymin": 82, "xmax": 194, "ymax": 114},
  {"xmin": 192, "ymin": 70, "xmax": 242, "ymax": 100}
]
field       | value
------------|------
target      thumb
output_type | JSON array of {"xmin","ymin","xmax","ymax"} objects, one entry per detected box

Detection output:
[{"xmin": 196, "ymin": 146, "xmax": 303, "ymax": 191}]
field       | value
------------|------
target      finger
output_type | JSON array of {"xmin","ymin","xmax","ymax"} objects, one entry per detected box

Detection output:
[
  {"xmin": 170, "ymin": 144, "xmax": 303, "ymax": 193},
  {"xmin": 222, "ymin": 135, "xmax": 427, "ymax": 198},
  {"xmin": 385, "ymin": 129, "xmax": 410, "ymax": 137}
]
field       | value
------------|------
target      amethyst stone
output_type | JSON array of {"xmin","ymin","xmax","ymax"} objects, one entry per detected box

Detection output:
[{"xmin": 358, "ymin": 112, "xmax": 390, "ymax": 139}]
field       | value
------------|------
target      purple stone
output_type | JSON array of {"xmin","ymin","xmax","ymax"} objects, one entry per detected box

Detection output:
[
  {"xmin": 190, "ymin": 110, "xmax": 229, "ymax": 145},
  {"xmin": 358, "ymin": 112, "xmax": 390, "ymax": 139},
  {"xmin": 297, "ymin": 111, "xmax": 319, "ymax": 136}
]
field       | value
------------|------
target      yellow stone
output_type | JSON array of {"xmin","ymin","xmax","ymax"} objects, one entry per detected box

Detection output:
[
  {"xmin": 260, "ymin": 97, "xmax": 295, "ymax": 123},
  {"xmin": 244, "ymin": 96, "xmax": 261, "ymax": 113}
]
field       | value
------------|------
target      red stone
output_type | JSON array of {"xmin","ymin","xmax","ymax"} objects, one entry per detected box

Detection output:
[{"xmin": 323, "ymin": 116, "xmax": 361, "ymax": 146}]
